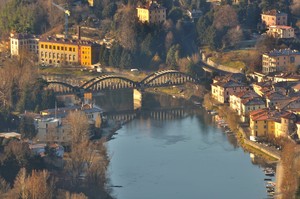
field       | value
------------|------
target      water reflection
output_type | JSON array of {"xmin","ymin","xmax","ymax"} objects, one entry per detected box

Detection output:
[{"xmin": 96, "ymin": 90, "xmax": 271, "ymax": 199}]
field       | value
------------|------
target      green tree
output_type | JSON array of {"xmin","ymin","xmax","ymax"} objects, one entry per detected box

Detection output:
[
  {"xmin": 120, "ymin": 50, "xmax": 134, "ymax": 69},
  {"xmin": 196, "ymin": 11, "xmax": 214, "ymax": 45},
  {"xmin": 101, "ymin": 48, "xmax": 110, "ymax": 66},
  {"xmin": 168, "ymin": 7, "xmax": 183, "ymax": 23},
  {"xmin": 0, "ymin": 141, "xmax": 31, "ymax": 184},
  {"xmin": 141, "ymin": 33, "xmax": 155, "ymax": 57},
  {"xmin": 0, "ymin": 0, "xmax": 47, "ymax": 35},
  {"xmin": 109, "ymin": 44, "xmax": 123, "ymax": 67},
  {"xmin": 166, "ymin": 44, "xmax": 181, "ymax": 69},
  {"xmin": 102, "ymin": 2, "xmax": 118, "ymax": 19},
  {"xmin": 18, "ymin": 116, "xmax": 36, "ymax": 139}
]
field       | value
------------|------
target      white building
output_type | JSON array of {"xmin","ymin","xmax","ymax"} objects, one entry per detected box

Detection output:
[
  {"xmin": 10, "ymin": 32, "xmax": 39, "ymax": 56},
  {"xmin": 267, "ymin": 25, "xmax": 295, "ymax": 39}
]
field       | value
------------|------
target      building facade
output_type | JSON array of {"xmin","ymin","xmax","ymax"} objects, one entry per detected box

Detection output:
[
  {"xmin": 250, "ymin": 108, "xmax": 296, "ymax": 138},
  {"xmin": 261, "ymin": 10, "xmax": 288, "ymax": 27},
  {"xmin": 39, "ymin": 37, "xmax": 100, "ymax": 66},
  {"xmin": 137, "ymin": 1, "xmax": 166, "ymax": 24},
  {"xmin": 262, "ymin": 49, "xmax": 300, "ymax": 74},
  {"xmin": 267, "ymin": 25, "xmax": 295, "ymax": 39},
  {"xmin": 10, "ymin": 32, "xmax": 39, "ymax": 56},
  {"xmin": 241, "ymin": 97, "xmax": 266, "ymax": 122},
  {"xmin": 229, "ymin": 90, "xmax": 260, "ymax": 115},
  {"xmin": 211, "ymin": 80, "xmax": 249, "ymax": 103}
]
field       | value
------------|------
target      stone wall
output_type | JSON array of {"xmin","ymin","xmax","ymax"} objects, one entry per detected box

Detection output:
[
  {"xmin": 200, "ymin": 51, "xmax": 242, "ymax": 74},
  {"xmin": 206, "ymin": 58, "xmax": 242, "ymax": 74}
]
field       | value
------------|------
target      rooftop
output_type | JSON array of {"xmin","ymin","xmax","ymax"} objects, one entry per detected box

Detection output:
[
  {"xmin": 39, "ymin": 36, "xmax": 100, "ymax": 46},
  {"xmin": 250, "ymin": 108, "xmax": 295, "ymax": 121},
  {"xmin": 10, "ymin": 32, "xmax": 39, "ymax": 40},
  {"xmin": 268, "ymin": 25, "xmax": 294, "ymax": 30},
  {"xmin": 242, "ymin": 97, "xmax": 265, "ymax": 106},
  {"xmin": 262, "ymin": 9, "xmax": 287, "ymax": 16},
  {"xmin": 265, "ymin": 48, "xmax": 300, "ymax": 56},
  {"xmin": 213, "ymin": 79, "xmax": 248, "ymax": 88},
  {"xmin": 137, "ymin": 0, "xmax": 166, "ymax": 10},
  {"xmin": 0, "ymin": 132, "xmax": 21, "ymax": 139},
  {"xmin": 231, "ymin": 90, "xmax": 260, "ymax": 99}
]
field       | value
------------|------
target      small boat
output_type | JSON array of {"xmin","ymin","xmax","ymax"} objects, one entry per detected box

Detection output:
[
  {"xmin": 266, "ymin": 181, "xmax": 276, "ymax": 186},
  {"xmin": 265, "ymin": 170, "xmax": 275, "ymax": 176},
  {"xmin": 225, "ymin": 129, "xmax": 232, "ymax": 134},
  {"xmin": 264, "ymin": 178, "xmax": 272, "ymax": 181}
]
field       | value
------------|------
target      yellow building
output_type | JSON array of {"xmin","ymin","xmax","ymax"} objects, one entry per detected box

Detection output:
[
  {"xmin": 250, "ymin": 108, "xmax": 297, "ymax": 138},
  {"xmin": 39, "ymin": 37, "xmax": 100, "ymax": 66},
  {"xmin": 262, "ymin": 48, "xmax": 300, "ymax": 74},
  {"xmin": 88, "ymin": 0, "xmax": 94, "ymax": 7},
  {"xmin": 250, "ymin": 109, "xmax": 269, "ymax": 137},
  {"xmin": 137, "ymin": 1, "xmax": 166, "ymax": 24}
]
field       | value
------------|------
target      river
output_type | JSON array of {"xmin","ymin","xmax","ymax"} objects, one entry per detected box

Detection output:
[{"xmin": 95, "ymin": 90, "xmax": 273, "ymax": 199}]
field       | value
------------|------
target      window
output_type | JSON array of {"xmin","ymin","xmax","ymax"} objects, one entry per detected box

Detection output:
[
  {"xmin": 57, "ymin": 46, "xmax": 60, "ymax": 50},
  {"xmin": 49, "ymin": 45, "xmax": 52, "ymax": 49},
  {"xmin": 53, "ymin": 46, "xmax": 56, "ymax": 50},
  {"xmin": 69, "ymin": 47, "xmax": 72, "ymax": 51},
  {"xmin": 41, "ymin": 44, "xmax": 44, "ymax": 48},
  {"xmin": 45, "ymin": 45, "xmax": 48, "ymax": 49}
]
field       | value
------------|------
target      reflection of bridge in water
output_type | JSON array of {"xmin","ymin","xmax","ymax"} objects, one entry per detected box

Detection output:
[
  {"xmin": 44, "ymin": 70, "xmax": 201, "ymax": 94},
  {"xmin": 104, "ymin": 107, "xmax": 193, "ymax": 124}
]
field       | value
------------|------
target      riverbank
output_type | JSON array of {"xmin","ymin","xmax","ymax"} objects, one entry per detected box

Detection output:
[{"xmin": 238, "ymin": 127, "xmax": 281, "ymax": 161}]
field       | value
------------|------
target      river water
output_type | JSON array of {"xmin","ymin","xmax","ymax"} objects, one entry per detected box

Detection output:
[{"xmin": 96, "ymin": 91, "xmax": 271, "ymax": 199}]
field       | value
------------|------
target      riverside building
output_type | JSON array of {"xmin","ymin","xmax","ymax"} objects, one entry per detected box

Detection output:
[{"xmin": 38, "ymin": 36, "xmax": 100, "ymax": 66}]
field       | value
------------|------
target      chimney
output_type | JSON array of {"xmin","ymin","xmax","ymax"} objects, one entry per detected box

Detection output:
[{"xmin": 77, "ymin": 26, "xmax": 81, "ymax": 40}]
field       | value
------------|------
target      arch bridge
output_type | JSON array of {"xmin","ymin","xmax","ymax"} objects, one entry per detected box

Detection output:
[
  {"xmin": 44, "ymin": 70, "xmax": 200, "ymax": 94},
  {"xmin": 45, "ymin": 81, "xmax": 80, "ymax": 94}
]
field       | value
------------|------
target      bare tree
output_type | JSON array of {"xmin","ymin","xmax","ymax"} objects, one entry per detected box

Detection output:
[
  {"xmin": 115, "ymin": 5, "xmax": 138, "ymax": 51},
  {"xmin": 65, "ymin": 191, "xmax": 88, "ymax": 199},
  {"xmin": 280, "ymin": 141, "xmax": 298, "ymax": 199},
  {"xmin": 213, "ymin": 5, "xmax": 239, "ymax": 30},
  {"xmin": 6, "ymin": 168, "xmax": 54, "ymax": 199},
  {"xmin": 291, "ymin": 1, "xmax": 300, "ymax": 16},
  {"xmin": 64, "ymin": 111, "xmax": 109, "ymax": 188},
  {"xmin": 66, "ymin": 111, "xmax": 89, "ymax": 146},
  {"xmin": 225, "ymin": 26, "xmax": 243, "ymax": 48},
  {"xmin": 0, "ymin": 177, "xmax": 10, "ymax": 197}
]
